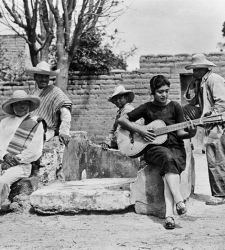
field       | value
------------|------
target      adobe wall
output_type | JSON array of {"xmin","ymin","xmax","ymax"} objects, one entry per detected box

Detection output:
[
  {"xmin": 0, "ymin": 35, "xmax": 25, "ymax": 62},
  {"xmin": 0, "ymin": 52, "xmax": 225, "ymax": 143}
]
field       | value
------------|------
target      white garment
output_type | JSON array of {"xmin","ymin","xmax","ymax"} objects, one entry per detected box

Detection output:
[
  {"xmin": 201, "ymin": 71, "xmax": 225, "ymax": 116},
  {"xmin": 0, "ymin": 114, "xmax": 44, "ymax": 205},
  {"xmin": 45, "ymin": 107, "xmax": 71, "ymax": 141},
  {"xmin": 0, "ymin": 114, "xmax": 44, "ymax": 162},
  {"xmin": 59, "ymin": 107, "xmax": 71, "ymax": 136}
]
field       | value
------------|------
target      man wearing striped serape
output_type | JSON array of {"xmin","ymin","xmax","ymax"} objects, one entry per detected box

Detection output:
[
  {"xmin": 26, "ymin": 61, "xmax": 72, "ymax": 146},
  {"xmin": 0, "ymin": 90, "xmax": 44, "ymax": 207}
]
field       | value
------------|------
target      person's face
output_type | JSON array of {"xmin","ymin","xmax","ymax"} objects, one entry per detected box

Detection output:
[
  {"xmin": 112, "ymin": 94, "xmax": 128, "ymax": 108},
  {"xmin": 154, "ymin": 85, "xmax": 170, "ymax": 105},
  {"xmin": 34, "ymin": 74, "xmax": 50, "ymax": 89},
  {"xmin": 13, "ymin": 101, "xmax": 30, "ymax": 117},
  {"xmin": 192, "ymin": 68, "xmax": 208, "ymax": 80}
]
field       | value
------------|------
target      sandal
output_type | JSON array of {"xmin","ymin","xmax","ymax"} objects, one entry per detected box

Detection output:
[
  {"xmin": 164, "ymin": 216, "xmax": 175, "ymax": 230},
  {"xmin": 176, "ymin": 201, "xmax": 187, "ymax": 215}
]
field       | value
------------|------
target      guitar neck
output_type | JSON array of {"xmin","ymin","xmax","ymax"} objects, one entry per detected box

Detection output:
[{"xmin": 155, "ymin": 118, "xmax": 201, "ymax": 136}]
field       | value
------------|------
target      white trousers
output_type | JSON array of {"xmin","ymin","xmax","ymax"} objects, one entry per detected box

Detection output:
[{"xmin": 0, "ymin": 164, "xmax": 32, "ymax": 205}]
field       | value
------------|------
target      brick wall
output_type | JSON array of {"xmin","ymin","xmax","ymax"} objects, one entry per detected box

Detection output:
[
  {"xmin": 0, "ymin": 52, "xmax": 225, "ymax": 143},
  {"xmin": 0, "ymin": 35, "xmax": 25, "ymax": 62}
]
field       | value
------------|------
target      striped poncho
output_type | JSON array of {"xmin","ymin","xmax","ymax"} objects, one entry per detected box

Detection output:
[
  {"xmin": 7, "ymin": 115, "xmax": 39, "ymax": 155},
  {"xmin": 32, "ymin": 85, "xmax": 72, "ymax": 131}
]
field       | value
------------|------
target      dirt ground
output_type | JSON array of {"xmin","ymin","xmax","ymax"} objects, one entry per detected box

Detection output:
[{"xmin": 0, "ymin": 152, "xmax": 225, "ymax": 250}]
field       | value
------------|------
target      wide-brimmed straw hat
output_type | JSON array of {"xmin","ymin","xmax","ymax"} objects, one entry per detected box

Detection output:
[
  {"xmin": 108, "ymin": 85, "xmax": 134, "ymax": 103},
  {"xmin": 25, "ymin": 61, "xmax": 60, "ymax": 76},
  {"xmin": 2, "ymin": 90, "xmax": 40, "ymax": 115},
  {"xmin": 185, "ymin": 53, "xmax": 216, "ymax": 70}
]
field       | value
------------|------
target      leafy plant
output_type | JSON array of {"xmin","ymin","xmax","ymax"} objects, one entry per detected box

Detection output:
[
  {"xmin": 69, "ymin": 29, "xmax": 127, "ymax": 74},
  {"xmin": 0, "ymin": 44, "xmax": 25, "ymax": 82}
]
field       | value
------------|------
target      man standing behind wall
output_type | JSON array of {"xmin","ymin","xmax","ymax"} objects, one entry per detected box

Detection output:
[
  {"xmin": 25, "ymin": 61, "xmax": 72, "ymax": 181},
  {"xmin": 26, "ymin": 61, "xmax": 72, "ymax": 145},
  {"xmin": 184, "ymin": 53, "xmax": 225, "ymax": 205}
]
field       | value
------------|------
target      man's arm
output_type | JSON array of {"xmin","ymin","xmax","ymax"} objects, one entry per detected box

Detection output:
[{"xmin": 59, "ymin": 107, "xmax": 71, "ymax": 146}]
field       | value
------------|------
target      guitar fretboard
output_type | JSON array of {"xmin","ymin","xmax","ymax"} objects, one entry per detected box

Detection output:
[{"xmin": 155, "ymin": 115, "xmax": 221, "ymax": 136}]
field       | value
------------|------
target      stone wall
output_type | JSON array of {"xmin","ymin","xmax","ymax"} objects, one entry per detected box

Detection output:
[
  {"xmin": 0, "ymin": 52, "xmax": 225, "ymax": 143},
  {"xmin": 0, "ymin": 35, "xmax": 25, "ymax": 62}
]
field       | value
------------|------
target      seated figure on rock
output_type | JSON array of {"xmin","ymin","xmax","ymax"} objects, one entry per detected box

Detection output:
[
  {"xmin": 26, "ymin": 61, "xmax": 72, "ymax": 182},
  {"xmin": 101, "ymin": 85, "xmax": 135, "ymax": 150},
  {"xmin": 118, "ymin": 75, "xmax": 196, "ymax": 229},
  {"xmin": 0, "ymin": 90, "xmax": 44, "ymax": 209}
]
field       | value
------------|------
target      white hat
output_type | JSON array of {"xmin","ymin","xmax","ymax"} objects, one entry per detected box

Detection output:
[
  {"xmin": 185, "ymin": 53, "xmax": 216, "ymax": 70},
  {"xmin": 2, "ymin": 90, "xmax": 40, "ymax": 115},
  {"xmin": 25, "ymin": 61, "xmax": 60, "ymax": 76},
  {"xmin": 108, "ymin": 85, "xmax": 134, "ymax": 103}
]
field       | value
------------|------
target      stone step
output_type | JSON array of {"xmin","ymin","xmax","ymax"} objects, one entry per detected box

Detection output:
[{"xmin": 30, "ymin": 178, "xmax": 135, "ymax": 215}]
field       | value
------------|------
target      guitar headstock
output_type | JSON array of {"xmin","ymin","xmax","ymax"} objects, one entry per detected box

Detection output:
[{"xmin": 201, "ymin": 113, "xmax": 225, "ymax": 124}]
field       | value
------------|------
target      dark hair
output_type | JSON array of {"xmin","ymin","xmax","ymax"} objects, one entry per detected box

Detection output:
[{"xmin": 150, "ymin": 75, "xmax": 170, "ymax": 94}]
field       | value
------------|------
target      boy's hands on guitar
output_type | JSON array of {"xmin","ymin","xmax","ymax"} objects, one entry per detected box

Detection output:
[{"xmin": 138, "ymin": 126, "xmax": 156, "ymax": 142}]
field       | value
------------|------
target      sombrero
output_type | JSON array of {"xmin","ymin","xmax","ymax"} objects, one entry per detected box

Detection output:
[
  {"xmin": 185, "ymin": 54, "xmax": 216, "ymax": 70},
  {"xmin": 25, "ymin": 61, "xmax": 60, "ymax": 76},
  {"xmin": 2, "ymin": 90, "xmax": 40, "ymax": 115},
  {"xmin": 108, "ymin": 85, "xmax": 134, "ymax": 103}
]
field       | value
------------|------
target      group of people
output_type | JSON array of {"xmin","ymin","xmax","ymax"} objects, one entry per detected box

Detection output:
[
  {"xmin": 0, "ymin": 53, "xmax": 225, "ymax": 230},
  {"xmin": 103, "ymin": 53, "xmax": 225, "ymax": 229},
  {"xmin": 0, "ymin": 61, "xmax": 72, "ymax": 208}
]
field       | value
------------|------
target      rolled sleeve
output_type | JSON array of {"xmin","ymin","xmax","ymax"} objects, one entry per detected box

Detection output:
[
  {"xmin": 208, "ymin": 74, "xmax": 225, "ymax": 113},
  {"xmin": 59, "ymin": 107, "xmax": 71, "ymax": 136}
]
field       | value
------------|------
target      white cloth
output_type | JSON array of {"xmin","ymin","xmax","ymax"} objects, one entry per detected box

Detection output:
[
  {"xmin": 0, "ymin": 114, "xmax": 44, "ymax": 205},
  {"xmin": 45, "ymin": 107, "xmax": 71, "ymax": 142},
  {"xmin": 0, "ymin": 114, "xmax": 44, "ymax": 162},
  {"xmin": 201, "ymin": 71, "xmax": 225, "ymax": 116},
  {"xmin": 59, "ymin": 107, "xmax": 71, "ymax": 136}
]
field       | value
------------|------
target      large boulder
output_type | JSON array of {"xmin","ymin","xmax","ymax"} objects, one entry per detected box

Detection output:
[
  {"xmin": 62, "ymin": 132, "xmax": 139, "ymax": 180},
  {"xmin": 130, "ymin": 139, "xmax": 195, "ymax": 218},
  {"xmin": 30, "ymin": 178, "xmax": 135, "ymax": 214}
]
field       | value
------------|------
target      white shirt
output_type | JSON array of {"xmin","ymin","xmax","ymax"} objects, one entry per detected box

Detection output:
[{"xmin": 0, "ymin": 114, "xmax": 44, "ymax": 164}]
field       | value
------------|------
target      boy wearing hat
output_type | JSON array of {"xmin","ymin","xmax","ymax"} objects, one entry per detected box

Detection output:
[
  {"xmin": 184, "ymin": 53, "xmax": 225, "ymax": 205},
  {"xmin": 102, "ymin": 85, "xmax": 135, "ymax": 150},
  {"xmin": 26, "ymin": 61, "xmax": 72, "ymax": 146},
  {"xmin": 0, "ymin": 90, "xmax": 44, "ymax": 207}
]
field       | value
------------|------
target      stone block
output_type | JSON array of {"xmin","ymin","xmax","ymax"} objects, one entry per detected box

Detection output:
[
  {"xmin": 38, "ymin": 137, "xmax": 65, "ymax": 184},
  {"xmin": 85, "ymin": 144, "xmax": 139, "ymax": 179},
  {"xmin": 30, "ymin": 178, "xmax": 135, "ymax": 214},
  {"xmin": 131, "ymin": 165, "xmax": 166, "ymax": 219},
  {"xmin": 62, "ymin": 136, "xmax": 139, "ymax": 181},
  {"xmin": 130, "ymin": 139, "xmax": 195, "ymax": 218}
]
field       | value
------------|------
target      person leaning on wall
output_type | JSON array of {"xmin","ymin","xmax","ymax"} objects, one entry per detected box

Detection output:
[
  {"xmin": 101, "ymin": 85, "xmax": 135, "ymax": 150},
  {"xmin": 25, "ymin": 61, "xmax": 72, "ymax": 181},
  {"xmin": 25, "ymin": 61, "xmax": 72, "ymax": 146},
  {"xmin": 184, "ymin": 53, "xmax": 225, "ymax": 205}
]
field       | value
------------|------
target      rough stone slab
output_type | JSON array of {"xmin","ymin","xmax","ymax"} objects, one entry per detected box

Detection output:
[
  {"xmin": 62, "ymin": 137, "xmax": 139, "ymax": 180},
  {"xmin": 131, "ymin": 165, "xmax": 166, "ymax": 219},
  {"xmin": 30, "ymin": 178, "xmax": 135, "ymax": 214},
  {"xmin": 131, "ymin": 139, "xmax": 195, "ymax": 218}
]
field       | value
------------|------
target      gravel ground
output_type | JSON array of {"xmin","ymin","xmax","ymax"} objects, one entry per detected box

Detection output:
[{"xmin": 0, "ymin": 152, "xmax": 225, "ymax": 250}]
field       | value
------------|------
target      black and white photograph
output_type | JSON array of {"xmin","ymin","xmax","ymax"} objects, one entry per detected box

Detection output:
[{"xmin": 0, "ymin": 0, "xmax": 225, "ymax": 249}]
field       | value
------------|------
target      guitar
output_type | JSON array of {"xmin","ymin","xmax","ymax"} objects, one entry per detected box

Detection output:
[{"xmin": 117, "ymin": 114, "xmax": 225, "ymax": 158}]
